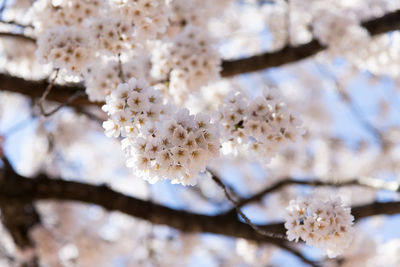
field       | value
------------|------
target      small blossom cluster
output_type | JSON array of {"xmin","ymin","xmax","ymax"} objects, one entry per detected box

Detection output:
[
  {"xmin": 312, "ymin": 7, "xmax": 370, "ymax": 53},
  {"xmin": 151, "ymin": 25, "xmax": 221, "ymax": 104},
  {"xmin": 86, "ymin": 16, "xmax": 135, "ymax": 55},
  {"xmin": 2, "ymin": 0, "xmax": 33, "ymax": 25},
  {"xmin": 125, "ymin": 110, "xmax": 219, "ymax": 185},
  {"xmin": 84, "ymin": 0, "xmax": 169, "ymax": 56},
  {"xmin": 169, "ymin": 0, "xmax": 233, "ymax": 31},
  {"xmin": 33, "ymin": 0, "xmax": 170, "ymax": 95},
  {"xmin": 216, "ymin": 90, "xmax": 303, "ymax": 163},
  {"xmin": 36, "ymin": 26, "xmax": 92, "ymax": 73},
  {"xmin": 102, "ymin": 78, "xmax": 220, "ymax": 185},
  {"xmin": 32, "ymin": 0, "xmax": 102, "ymax": 74},
  {"xmin": 102, "ymin": 78, "xmax": 165, "ymax": 138},
  {"xmin": 0, "ymin": 38, "xmax": 51, "ymax": 79},
  {"xmin": 349, "ymin": 31, "xmax": 400, "ymax": 81},
  {"xmin": 284, "ymin": 197, "xmax": 355, "ymax": 258},
  {"xmin": 85, "ymin": 58, "xmax": 147, "ymax": 102},
  {"xmin": 114, "ymin": 0, "xmax": 170, "ymax": 41},
  {"xmin": 32, "ymin": 0, "xmax": 105, "ymax": 33}
]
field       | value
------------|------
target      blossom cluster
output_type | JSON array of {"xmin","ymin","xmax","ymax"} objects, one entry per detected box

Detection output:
[
  {"xmin": 102, "ymin": 78, "xmax": 220, "ymax": 185},
  {"xmin": 0, "ymin": 37, "xmax": 50, "ymax": 79},
  {"xmin": 169, "ymin": 0, "xmax": 233, "ymax": 30},
  {"xmin": 32, "ymin": 0, "xmax": 105, "ymax": 32},
  {"xmin": 114, "ymin": 0, "xmax": 170, "ymax": 41},
  {"xmin": 151, "ymin": 25, "xmax": 221, "ymax": 104},
  {"xmin": 33, "ymin": 0, "xmax": 170, "ymax": 98},
  {"xmin": 284, "ymin": 197, "xmax": 355, "ymax": 258},
  {"xmin": 32, "ymin": 0, "xmax": 169, "ymax": 37},
  {"xmin": 86, "ymin": 16, "xmax": 135, "ymax": 55},
  {"xmin": 36, "ymin": 26, "xmax": 92, "ymax": 73},
  {"xmin": 216, "ymin": 90, "xmax": 303, "ymax": 163},
  {"xmin": 312, "ymin": 7, "xmax": 370, "ymax": 53},
  {"xmin": 85, "ymin": 57, "xmax": 148, "ymax": 102}
]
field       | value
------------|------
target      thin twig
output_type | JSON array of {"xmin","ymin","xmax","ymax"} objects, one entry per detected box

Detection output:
[
  {"xmin": 2, "ymin": 116, "xmax": 35, "ymax": 136},
  {"xmin": 208, "ymin": 169, "xmax": 287, "ymax": 240},
  {"xmin": 285, "ymin": 0, "xmax": 292, "ymax": 46},
  {"xmin": 0, "ymin": 31, "xmax": 35, "ymax": 42},
  {"xmin": 38, "ymin": 69, "xmax": 86, "ymax": 117},
  {"xmin": 337, "ymin": 89, "xmax": 384, "ymax": 145},
  {"xmin": 38, "ymin": 69, "xmax": 60, "ymax": 114},
  {"xmin": 0, "ymin": 1, "xmax": 7, "ymax": 16},
  {"xmin": 315, "ymin": 64, "xmax": 385, "ymax": 146},
  {"xmin": 40, "ymin": 90, "xmax": 87, "ymax": 117},
  {"xmin": 0, "ymin": 20, "xmax": 33, "ymax": 29},
  {"xmin": 118, "ymin": 53, "xmax": 126, "ymax": 82},
  {"xmin": 278, "ymin": 242, "xmax": 321, "ymax": 267},
  {"xmin": 0, "ymin": 135, "xmax": 4, "ymax": 158},
  {"xmin": 208, "ymin": 172, "xmax": 321, "ymax": 266},
  {"xmin": 233, "ymin": 177, "xmax": 400, "ymax": 210}
]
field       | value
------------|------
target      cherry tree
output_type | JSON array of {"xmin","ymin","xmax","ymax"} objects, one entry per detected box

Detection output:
[{"xmin": 0, "ymin": 0, "xmax": 400, "ymax": 266}]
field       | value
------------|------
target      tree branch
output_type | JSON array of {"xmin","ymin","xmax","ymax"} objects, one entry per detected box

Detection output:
[
  {"xmin": 221, "ymin": 9, "xmax": 400, "ymax": 77},
  {"xmin": 233, "ymin": 177, "xmax": 399, "ymax": 209},
  {"xmin": 0, "ymin": 163, "xmax": 319, "ymax": 266},
  {"xmin": 0, "ymin": 32, "xmax": 35, "ymax": 42},
  {"xmin": 221, "ymin": 40, "xmax": 325, "ymax": 77},
  {"xmin": 352, "ymin": 201, "xmax": 400, "ymax": 219},
  {"xmin": 0, "ymin": 73, "xmax": 96, "ymax": 106},
  {"xmin": 0, "ymin": 158, "xmax": 40, "ymax": 266},
  {"xmin": 1, "ymin": 162, "xmax": 400, "ymax": 265},
  {"xmin": 0, "ymin": 171, "xmax": 279, "ymax": 243}
]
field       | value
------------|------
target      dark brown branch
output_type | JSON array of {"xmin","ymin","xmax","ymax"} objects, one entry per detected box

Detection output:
[
  {"xmin": 362, "ymin": 10, "xmax": 400, "ymax": 35},
  {"xmin": 221, "ymin": 40, "xmax": 325, "ymax": 77},
  {"xmin": 0, "ymin": 200, "xmax": 40, "ymax": 248},
  {"xmin": 0, "ymin": 73, "xmax": 102, "ymax": 122},
  {"xmin": 0, "ymin": 165, "xmax": 319, "ymax": 266},
  {"xmin": 1, "ymin": 164, "xmax": 400, "ymax": 265},
  {"xmin": 0, "ymin": 32, "xmax": 35, "ymax": 42},
  {"xmin": 1, "ymin": 165, "xmax": 399, "ymax": 239},
  {"xmin": 221, "ymin": 9, "xmax": 400, "ymax": 77},
  {"xmin": 352, "ymin": 201, "xmax": 400, "ymax": 219},
  {"xmin": 234, "ymin": 177, "xmax": 399, "ymax": 209},
  {"xmin": 0, "ymin": 171, "xmax": 279, "ymax": 243},
  {"xmin": 0, "ymin": 158, "xmax": 40, "ymax": 266},
  {"xmin": 0, "ymin": 73, "xmax": 96, "ymax": 106}
]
